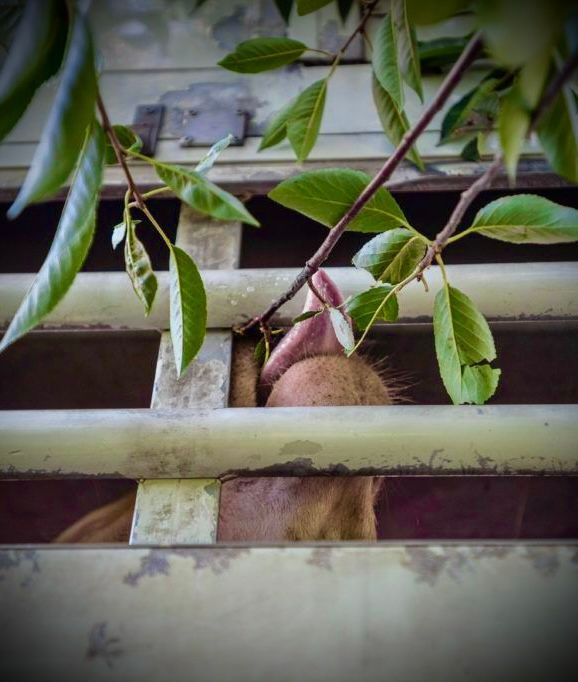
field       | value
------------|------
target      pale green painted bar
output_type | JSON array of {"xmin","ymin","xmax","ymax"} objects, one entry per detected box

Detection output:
[
  {"xmin": 2, "ymin": 263, "xmax": 577, "ymax": 331},
  {"xmin": 1, "ymin": 544, "xmax": 577, "ymax": 681},
  {"xmin": 1, "ymin": 405, "xmax": 577, "ymax": 478}
]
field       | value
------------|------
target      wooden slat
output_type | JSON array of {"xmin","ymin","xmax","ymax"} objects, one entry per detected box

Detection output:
[
  {"xmin": 2, "ymin": 404, "xmax": 578, "ymax": 478},
  {"xmin": 1, "ymin": 544, "xmax": 577, "ymax": 681},
  {"xmin": 129, "ymin": 208, "xmax": 240, "ymax": 544},
  {"xmin": 2, "ymin": 263, "xmax": 577, "ymax": 331}
]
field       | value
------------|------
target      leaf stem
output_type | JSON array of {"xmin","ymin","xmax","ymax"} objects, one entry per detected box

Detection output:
[
  {"xmin": 238, "ymin": 31, "xmax": 484, "ymax": 334},
  {"xmin": 327, "ymin": 0, "xmax": 380, "ymax": 79},
  {"xmin": 138, "ymin": 202, "xmax": 173, "ymax": 251}
]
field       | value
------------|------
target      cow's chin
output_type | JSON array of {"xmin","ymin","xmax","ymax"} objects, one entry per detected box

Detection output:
[{"xmin": 265, "ymin": 354, "xmax": 392, "ymax": 408}]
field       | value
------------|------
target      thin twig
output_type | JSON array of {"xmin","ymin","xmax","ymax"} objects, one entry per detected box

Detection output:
[
  {"xmin": 530, "ymin": 50, "xmax": 578, "ymax": 130},
  {"xmin": 238, "ymin": 32, "xmax": 484, "ymax": 333},
  {"xmin": 307, "ymin": 277, "xmax": 330, "ymax": 307},
  {"xmin": 96, "ymin": 93, "xmax": 146, "ymax": 211}
]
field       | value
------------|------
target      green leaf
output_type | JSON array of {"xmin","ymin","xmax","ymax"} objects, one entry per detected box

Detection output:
[
  {"xmin": 124, "ymin": 219, "xmax": 158, "ymax": 315},
  {"xmin": 461, "ymin": 365, "xmax": 501, "ymax": 404},
  {"xmin": 407, "ymin": 0, "xmax": 469, "ymax": 25},
  {"xmin": 460, "ymin": 136, "xmax": 480, "ymax": 161},
  {"xmin": 296, "ymin": 0, "xmax": 333, "ymax": 15},
  {"xmin": 329, "ymin": 308, "xmax": 354, "ymax": 353},
  {"xmin": 499, "ymin": 53, "xmax": 549, "ymax": 179},
  {"xmin": 269, "ymin": 168, "xmax": 409, "ymax": 233},
  {"xmin": 439, "ymin": 75, "xmax": 500, "ymax": 144},
  {"xmin": 469, "ymin": 194, "xmax": 578, "ymax": 243},
  {"xmin": 8, "ymin": 10, "xmax": 97, "ymax": 218},
  {"xmin": 259, "ymin": 97, "xmax": 296, "ymax": 151},
  {"xmin": 537, "ymin": 84, "xmax": 578, "ymax": 184},
  {"xmin": 111, "ymin": 221, "xmax": 127, "ymax": 250},
  {"xmin": 195, "ymin": 133, "xmax": 234, "ymax": 175},
  {"xmin": 0, "ymin": 0, "xmax": 68, "ymax": 143},
  {"xmin": 346, "ymin": 285, "xmax": 399, "ymax": 331},
  {"xmin": 392, "ymin": 0, "xmax": 423, "ymax": 101},
  {"xmin": 254, "ymin": 336, "xmax": 269, "ymax": 367},
  {"xmin": 418, "ymin": 35, "xmax": 470, "ymax": 71},
  {"xmin": 372, "ymin": 12, "xmax": 403, "ymax": 109},
  {"xmin": 156, "ymin": 164, "xmax": 260, "ymax": 226},
  {"xmin": 352, "ymin": 228, "xmax": 426, "ymax": 284},
  {"xmin": 274, "ymin": 0, "xmax": 294, "ymax": 23},
  {"xmin": 0, "ymin": 121, "xmax": 105, "ymax": 353},
  {"xmin": 372, "ymin": 74, "xmax": 424, "ymax": 169},
  {"xmin": 477, "ymin": 0, "xmax": 565, "ymax": 68},
  {"xmin": 169, "ymin": 245, "xmax": 207, "ymax": 377},
  {"xmin": 105, "ymin": 125, "xmax": 143, "ymax": 165},
  {"xmin": 337, "ymin": 0, "xmax": 355, "ymax": 22},
  {"xmin": 433, "ymin": 283, "xmax": 499, "ymax": 405},
  {"xmin": 286, "ymin": 79, "xmax": 327, "ymax": 162},
  {"xmin": 292, "ymin": 310, "xmax": 323, "ymax": 324},
  {"xmin": 218, "ymin": 37, "xmax": 307, "ymax": 73}
]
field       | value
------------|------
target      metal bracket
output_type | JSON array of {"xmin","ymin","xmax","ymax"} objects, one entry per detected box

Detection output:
[
  {"xmin": 131, "ymin": 105, "xmax": 164, "ymax": 157},
  {"xmin": 179, "ymin": 107, "xmax": 247, "ymax": 147}
]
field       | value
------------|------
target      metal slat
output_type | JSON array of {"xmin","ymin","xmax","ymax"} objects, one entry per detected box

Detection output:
[
  {"xmin": 2, "ymin": 405, "xmax": 577, "ymax": 478},
  {"xmin": 2, "ymin": 263, "xmax": 576, "ymax": 330},
  {"xmin": 1, "ymin": 544, "xmax": 577, "ymax": 681},
  {"xmin": 128, "ymin": 207, "xmax": 240, "ymax": 544}
]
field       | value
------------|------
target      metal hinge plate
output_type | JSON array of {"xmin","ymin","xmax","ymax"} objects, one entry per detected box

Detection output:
[
  {"xmin": 179, "ymin": 107, "xmax": 247, "ymax": 147},
  {"xmin": 131, "ymin": 105, "xmax": 164, "ymax": 157}
]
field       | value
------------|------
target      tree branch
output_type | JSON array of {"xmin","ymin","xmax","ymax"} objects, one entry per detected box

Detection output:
[
  {"xmin": 530, "ymin": 50, "xmax": 578, "ymax": 130},
  {"xmin": 96, "ymin": 93, "xmax": 146, "ymax": 211},
  {"xmin": 237, "ymin": 32, "xmax": 484, "ymax": 333}
]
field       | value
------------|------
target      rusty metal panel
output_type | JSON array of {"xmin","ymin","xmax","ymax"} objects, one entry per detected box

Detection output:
[
  {"xmin": 2, "ymin": 404, "xmax": 577, "ymax": 478},
  {"xmin": 2, "ymin": 263, "xmax": 577, "ymax": 331},
  {"xmin": 0, "ymin": 544, "xmax": 577, "ymax": 681}
]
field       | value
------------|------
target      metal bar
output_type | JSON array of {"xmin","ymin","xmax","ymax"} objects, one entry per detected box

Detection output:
[
  {"xmin": 1, "ymin": 544, "xmax": 577, "ymax": 681},
  {"xmin": 129, "ymin": 207, "xmax": 240, "ymax": 544},
  {"xmin": 2, "ymin": 263, "xmax": 577, "ymax": 331},
  {"xmin": 2, "ymin": 405, "xmax": 577, "ymax": 478}
]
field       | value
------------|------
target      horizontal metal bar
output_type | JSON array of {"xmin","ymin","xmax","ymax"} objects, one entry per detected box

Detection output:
[
  {"xmin": 2, "ymin": 263, "xmax": 577, "ymax": 331},
  {"xmin": 1, "ymin": 405, "xmax": 577, "ymax": 478},
  {"xmin": 1, "ymin": 544, "xmax": 577, "ymax": 681}
]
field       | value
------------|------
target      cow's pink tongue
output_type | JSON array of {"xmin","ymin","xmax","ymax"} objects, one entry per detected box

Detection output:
[{"xmin": 259, "ymin": 270, "xmax": 351, "ymax": 396}]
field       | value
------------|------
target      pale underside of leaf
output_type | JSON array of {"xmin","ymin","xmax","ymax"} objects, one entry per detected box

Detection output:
[
  {"xmin": 268, "ymin": 168, "xmax": 409, "ymax": 233},
  {"xmin": 195, "ymin": 134, "xmax": 234, "ymax": 174},
  {"xmin": 0, "ymin": 121, "xmax": 105, "ymax": 353},
  {"xmin": 329, "ymin": 308, "xmax": 354, "ymax": 353},
  {"xmin": 169, "ymin": 245, "xmax": 207, "ymax": 377}
]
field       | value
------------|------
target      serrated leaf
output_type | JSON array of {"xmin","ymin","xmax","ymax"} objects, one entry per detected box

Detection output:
[
  {"xmin": 274, "ymin": 0, "xmax": 294, "ymax": 23},
  {"xmin": 218, "ymin": 37, "xmax": 307, "ymax": 73},
  {"xmin": 460, "ymin": 136, "xmax": 480, "ymax": 161},
  {"xmin": 292, "ymin": 310, "xmax": 323, "ymax": 324},
  {"xmin": 439, "ymin": 75, "xmax": 501, "ymax": 145},
  {"xmin": 269, "ymin": 168, "xmax": 410, "ymax": 233},
  {"xmin": 111, "ymin": 222, "xmax": 127, "ymax": 250},
  {"xmin": 499, "ymin": 53, "xmax": 549, "ymax": 179},
  {"xmin": 407, "ymin": 0, "xmax": 469, "ymax": 25},
  {"xmin": 296, "ymin": 0, "xmax": 333, "ymax": 15},
  {"xmin": 105, "ymin": 125, "xmax": 143, "ymax": 165},
  {"xmin": 461, "ymin": 365, "xmax": 501, "ymax": 404},
  {"xmin": 156, "ymin": 164, "xmax": 260, "ymax": 226},
  {"xmin": 124, "ymin": 220, "xmax": 157, "ymax": 315},
  {"xmin": 329, "ymin": 308, "xmax": 354, "ymax": 353},
  {"xmin": 537, "ymin": 84, "xmax": 578, "ymax": 184},
  {"xmin": 469, "ymin": 194, "xmax": 578, "ymax": 243},
  {"xmin": 352, "ymin": 228, "xmax": 425, "ymax": 283},
  {"xmin": 433, "ymin": 283, "xmax": 498, "ymax": 405},
  {"xmin": 0, "ymin": 0, "xmax": 68, "ymax": 143},
  {"xmin": 418, "ymin": 35, "xmax": 470, "ymax": 71},
  {"xmin": 346, "ymin": 285, "xmax": 399, "ymax": 331},
  {"xmin": 372, "ymin": 74, "xmax": 424, "ymax": 169},
  {"xmin": 8, "ymin": 10, "xmax": 97, "ymax": 219},
  {"xmin": 169, "ymin": 246, "xmax": 207, "ymax": 376},
  {"xmin": 286, "ymin": 79, "xmax": 327, "ymax": 162},
  {"xmin": 392, "ymin": 0, "xmax": 423, "ymax": 101},
  {"xmin": 372, "ymin": 12, "xmax": 403, "ymax": 109},
  {"xmin": 259, "ymin": 97, "xmax": 296, "ymax": 151},
  {"xmin": 0, "ymin": 121, "xmax": 105, "ymax": 353},
  {"xmin": 195, "ymin": 133, "xmax": 234, "ymax": 175}
]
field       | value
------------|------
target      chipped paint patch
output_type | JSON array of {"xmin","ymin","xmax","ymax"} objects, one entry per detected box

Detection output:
[{"xmin": 279, "ymin": 440, "xmax": 323, "ymax": 458}]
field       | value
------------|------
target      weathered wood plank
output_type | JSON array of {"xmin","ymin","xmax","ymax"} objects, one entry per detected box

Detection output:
[
  {"xmin": 2, "ymin": 404, "xmax": 578, "ymax": 478},
  {"xmin": 2, "ymin": 263, "xmax": 577, "ymax": 331},
  {"xmin": 1, "ymin": 544, "xmax": 577, "ymax": 681}
]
